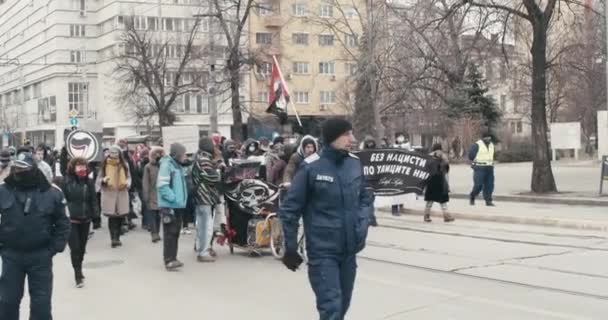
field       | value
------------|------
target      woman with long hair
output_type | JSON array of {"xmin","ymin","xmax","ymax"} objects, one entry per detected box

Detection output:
[
  {"xmin": 96, "ymin": 145, "xmax": 131, "ymax": 248},
  {"xmin": 60, "ymin": 157, "xmax": 99, "ymax": 287}
]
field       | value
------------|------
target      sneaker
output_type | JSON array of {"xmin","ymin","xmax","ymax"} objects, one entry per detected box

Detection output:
[
  {"xmin": 424, "ymin": 215, "xmax": 432, "ymax": 223},
  {"xmin": 486, "ymin": 202, "xmax": 496, "ymax": 207},
  {"xmin": 151, "ymin": 233, "xmax": 161, "ymax": 243},
  {"xmin": 181, "ymin": 228, "xmax": 192, "ymax": 235},
  {"xmin": 444, "ymin": 215, "xmax": 455, "ymax": 223},
  {"xmin": 165, "ymin": 260, "xmax": 183, "ymax": 271},
  {"xmin": 75, "ymin": 277, "xmax": 84, "ymax": 288},
  {"xmin": 111, "ymin": 240, "xmax": 121, "ymax": 248},
  {"xmin": 469, "ymin": 196, "xmax": 475, "ymax": 206},
  {"xmin": 197, "ymin": 255, "xmax": 216, "ymax": 263}
]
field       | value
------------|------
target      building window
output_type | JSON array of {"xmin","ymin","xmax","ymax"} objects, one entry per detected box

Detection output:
[
  {"xmin": 184, "ymin": 93, "xmax": 191, "ymax": 113},
  {"xmin": 258, "ymin": 62, "xmax": 272, "ymax": 75},
  {"xmin": 346, "ymin": 63, "xmax": 357, "ymax": 76},
  {"xmin": 500, "ymin": 94, "xmax": 507, "ymax": 111},
  {"xmin": 68, "ymin": 82, "xmax": 86, "ymax": 115},
  {"xmin": 148, "ymin": 17, "xmax": 158, "ymax": 30},
  {"xmin": 345, "ymin": 34, "xmax": 358, "ymax": 48},
  {"xmin": 256, "ymin": 32, "xmax": 272, "ymax": 45},
  {"xmin": 517, "ymin": 121, "xmax": 523, "ymax": 133},
  {"xmin": 344, "ymin": 7, "xmax": 358, "ymax": 19},
  {"xmin": 33, "ymin": 82, "xmax": 42, "ymax": 98},
  {"xmin": 163, "ymin": 18, "xmax": 174, "ymax": 31},
  {"xmin": 319, "ymin": 62, "xmax": 335, "ymax": 75},
  {"xmin": 293, "ymin": 62, "xmax": 309, "ymax": 74},
  {"xmin": 319, "ymin": 4, "xmax": 333, "ymax": 17},
  {"xmin": 258, "ymin": 92, "xmax": 269, "ymax": 104},
  {"xmin": 486, "ymin": 61, "xmax": 493, "ymax": 81},
  {"xmin": 320, "ymin": 91, "xmax": 336, "ymax": 104},
  {"xmin": 70, "ymin": 50, "xmax": 85, "ymax": 63},
  {"xmin": 319, "ymin": 34, "xmax": 335, "ymax": 47},
  {"xmin": 293, "ymin": 33, "xmax": 309, "ymax": 45},
  {"xmin": 292, "ymin": 3, "xmax": 308, "ymax": 16},
  {"xmin": 134, "ymin": 16, "xmax": 147, "ymax": 30},
  {"xmin": 195, "ymin": 94, "xmax": 208, "ymax": 113},
  {"xmin": 258, "ymin": 2, "xmax": 272, "ymax": 16},
  {"xmin": 500, "ymin": 63, "xmax": 507, "ymax": 80},
  {"xmin": 294, "ymin": 91, "xmax": 309, "ymax": 104},
  {"xmin": 70, "ymin": 24, "xmax": 86, "ymax": 37},
  {"xmin": 23, "ymin": 85, "xmax": 31, "ymax": 101}
]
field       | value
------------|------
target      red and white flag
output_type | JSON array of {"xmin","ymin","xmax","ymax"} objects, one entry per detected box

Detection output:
[{"xmin": 266, "ymin": 56, "xmax": 290, "ymax": 123}]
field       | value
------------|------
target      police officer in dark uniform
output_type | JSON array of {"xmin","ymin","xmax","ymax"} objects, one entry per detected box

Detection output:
[
  {"xmin": 280, "ymin": 119, "xmax": 375, "ymax": 320},
  {"xmin": 0, "ymin": 151, "xmax": 71, "ymax": 320}
]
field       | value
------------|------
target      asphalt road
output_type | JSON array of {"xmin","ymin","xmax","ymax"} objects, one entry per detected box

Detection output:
[{"xmin": 16, "ymin": 213, "xmax": 608, "ymax": 319}]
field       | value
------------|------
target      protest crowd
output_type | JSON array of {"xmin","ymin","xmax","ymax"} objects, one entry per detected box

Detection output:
[{"xmin": 0, "ymin": 120, "xmax": 497, "ymax": 320}]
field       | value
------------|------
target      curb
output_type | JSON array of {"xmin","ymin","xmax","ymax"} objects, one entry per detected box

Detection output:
[
  {"xmin": 378, "ymin": 208, "xmax": 608, "ymax": 232},
  {"xmin": 451, "ymin": 193, "xmax": 608, "ymax": 207}
]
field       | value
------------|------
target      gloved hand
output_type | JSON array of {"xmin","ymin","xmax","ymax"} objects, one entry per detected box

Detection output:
[{"xmin": 282, "ymin": 251, "xmax": 303, "ymax": 272}]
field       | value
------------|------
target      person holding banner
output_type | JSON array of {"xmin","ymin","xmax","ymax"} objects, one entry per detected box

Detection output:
[
  {"xmin": 424, "ymin": 144, "xmax": 455, "ymax": 223},
  {"xmin": 280, "ymin": 119, "xmax": 374, "ymax": 320}
]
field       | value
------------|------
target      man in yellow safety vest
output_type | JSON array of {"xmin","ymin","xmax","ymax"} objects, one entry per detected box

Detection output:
[{"xmin": 467, "ymin": 132, "xmax": 496, "ymax": 206}]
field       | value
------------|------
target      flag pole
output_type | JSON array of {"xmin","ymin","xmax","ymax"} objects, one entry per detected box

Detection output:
[{"xmin": 272, "ymin": 55, "xmax": 302, "ymax": 127}]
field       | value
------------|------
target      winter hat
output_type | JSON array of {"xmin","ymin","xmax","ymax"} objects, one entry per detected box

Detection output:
[
  {"xmin": 198, "ymin": 137, "xmax": 215, "ymax": 154},
  {"xmin": 109, "ymin": 145, "xmax": 121, "ymax": 154},
  {"xmin": 0, "ymin": 150, "xmax": 10, "ymax": 161},
  {"xmin": 322, "ymin": 119, "xmax": 353, "ymax": 144},
  {"xmin": 14, "ymin": 151, "xmax": 35, "ymax": 169},
  {"xmin": 170, "ymin": 143, "xmax": 187, "ymax": 159},
  {"xmin": 272, "ymin": 136, "xmax": 284, "ymax": 146}
]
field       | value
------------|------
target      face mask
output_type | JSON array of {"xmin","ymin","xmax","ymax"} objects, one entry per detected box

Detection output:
[
  {"xmin": 180, "ymin": 159, "xmax": 193, "ymax": 167},
  {"xmin": 248, "ymin": 146, "xmax": 256, "ymax": 152},
  {"xmin": 76, "ymin": 168, "xmax": 88, "ymax": 177},
  {"xmin": 397, "ymin": 137, "xmax": 405, "ymax": 143}
]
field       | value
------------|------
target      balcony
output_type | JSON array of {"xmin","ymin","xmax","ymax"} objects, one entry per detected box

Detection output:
[{"xmin": 263, "ymin": 15, "xmax": 284, "ymax": 28}]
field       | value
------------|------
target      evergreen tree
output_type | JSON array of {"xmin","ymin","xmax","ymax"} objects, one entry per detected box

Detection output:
[
  {"xmin": 353, "ymin": 32, "xmax": 375, "ymax": 139},
  {"xmin": 446, "ymin": 62, "xmax": 501, "ymax": 129}
]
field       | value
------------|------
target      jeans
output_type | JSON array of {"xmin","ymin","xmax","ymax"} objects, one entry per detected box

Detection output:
[
  {"xmin": 0, "ymin": 248, "xmax": 54, "ymax": 320},
  {"xmin": 470, "ymin": 166, "xmax": 495, "ymax": 202},
  {"xmin": 148, "ymin": 210, "xmax": 161, "ymax": 235},
  {"xmin": 68, "ymin": 222, "xmax": 90, "ymax": 279},
  {"xmin": 162, "ymin": 209, "xmax": 182, "ymax": 264},
  {"xmin": 195, "ymin": 205, "xmax": 214, "ymax": 257}
]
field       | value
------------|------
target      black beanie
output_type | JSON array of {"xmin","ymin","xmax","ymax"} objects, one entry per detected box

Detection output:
[
  {"xmin": 272, "ymin": 136, "xmax": 284, "ymax": 145},
  {"xmin": 198, "ymin": 137, "xmax": 215, "ymax": 154},
  {"xmin": 322, "ymin": 119, "xmax": 353, "ymax": 144}
]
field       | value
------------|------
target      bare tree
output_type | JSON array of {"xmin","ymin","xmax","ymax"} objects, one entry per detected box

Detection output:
[
  {"xmin": 207, "ymin": 0, "xmax": 259, "ymax": 142},
  {"xmin": 463, "ymin": 0, "xmax": 594, "ymax": 193},
  {"xmin": 113, "ymin": 17, "xmax": 204, "ymax": 128}
]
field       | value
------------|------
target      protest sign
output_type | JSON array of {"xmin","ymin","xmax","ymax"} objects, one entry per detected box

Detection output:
[
  {"xmin": 161, "ymin": 126, "xmax": 199, "ymax": 153},
  {"xmin": 356, "ymin": 149, "xmax": 438, "ymax": 196},
  {"xmin": 66, "ymin": 130, "xmax": 103, "ymax": 162}
]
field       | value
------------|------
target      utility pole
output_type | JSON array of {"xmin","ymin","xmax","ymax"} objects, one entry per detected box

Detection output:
[
  {"xmin": 195, "ymin": 1, "xmax": 219, "ymax": 134},
  {"xmin": 367, "ymin": 0, "xmax": 383, "ymax": 142}
]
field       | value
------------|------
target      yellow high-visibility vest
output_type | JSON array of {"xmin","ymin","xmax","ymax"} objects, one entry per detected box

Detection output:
[{"xmin": 474, "ymin": 140, "xmax": 494, "ymax": 166}]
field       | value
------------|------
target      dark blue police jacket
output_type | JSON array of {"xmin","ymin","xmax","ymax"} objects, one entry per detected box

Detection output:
[
  {"xmin": 0, "ymin": 175, "xmax": 70, "ymax": 254},
  {"xmin": 280, "ymin": 146, "xmax": 375, "ymax": 259}
]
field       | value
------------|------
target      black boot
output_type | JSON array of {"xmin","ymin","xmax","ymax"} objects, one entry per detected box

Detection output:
[
  {"xmin": 75, "ymin": 267, "xmax": 84, "ymax": 288},
  {"xmin": 469, "ymin": 195, "xmax": 475, "ymax": 206}
]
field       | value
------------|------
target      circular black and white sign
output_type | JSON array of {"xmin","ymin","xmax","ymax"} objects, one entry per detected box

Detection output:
[{"xmin": 66, "ymin": 130, "xmax": 100, "ymax": 162}]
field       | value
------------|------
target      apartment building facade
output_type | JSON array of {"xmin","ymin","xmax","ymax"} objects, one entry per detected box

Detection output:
[
  {"xmin": 0, "ymin": 0, "xmax": 237, "ymax": 148},
  {"xmin": 246, "ymin": 0, "xmax": 364, "ymax": 136}
]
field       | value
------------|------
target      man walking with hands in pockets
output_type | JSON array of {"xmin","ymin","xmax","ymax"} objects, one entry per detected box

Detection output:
[{"xmin": 280, "ymin": 119, "xmax": 375, "ymax": 320}]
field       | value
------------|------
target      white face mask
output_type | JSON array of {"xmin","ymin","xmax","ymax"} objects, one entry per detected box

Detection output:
[
  {"xmin": 248, "ymin": 146, "xmax": 256, "ymax": 152},
  {"xmin": 397, "ymin": 136, "xmax": 405, "ymax": 143}
]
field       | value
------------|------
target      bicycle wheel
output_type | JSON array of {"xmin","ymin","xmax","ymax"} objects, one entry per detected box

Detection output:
[{"xmin": 268, "ymin": 214, "xmax": 285, "ymax": 259}]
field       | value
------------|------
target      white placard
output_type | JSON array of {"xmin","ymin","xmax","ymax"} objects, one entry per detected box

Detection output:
[
  {"xmin": 161, "ymin": 126, "xmax": 199, "ymax": 154},
  {"xmin": 550, "ymin": 122, "xmax": 581, "ymax": 150}
]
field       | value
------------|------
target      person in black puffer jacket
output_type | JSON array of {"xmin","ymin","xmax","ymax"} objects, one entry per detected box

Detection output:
[{"xmin": 60, "ymin": 157, "xmax": 100, "ymax": 288}]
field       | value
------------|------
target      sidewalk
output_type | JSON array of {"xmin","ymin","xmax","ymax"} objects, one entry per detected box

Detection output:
[
  {"xmin": 377, "ymin": 198, "xmax": 608, "ymax": 231},
  {"xmin": 449, "ymin": 162, "xmax": 607, "ymax": 206}
]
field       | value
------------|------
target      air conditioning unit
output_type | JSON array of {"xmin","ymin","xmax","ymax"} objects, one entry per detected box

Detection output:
[
  {"xmin": 286, "ymin": 74, "xmax": 292, "ymax": 80},
  {"xmin": 330, "ymin": 75, "xmax": 337, "ymax": 81},
  {"xmin": 320, "ymin": 104, "xmax": 329, "ymax": 111}
]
